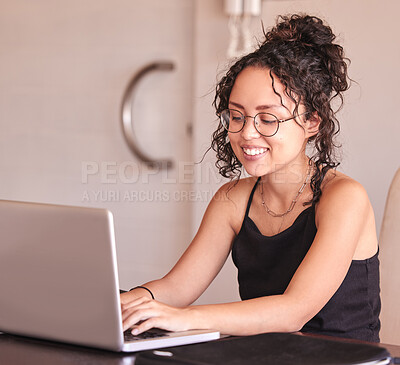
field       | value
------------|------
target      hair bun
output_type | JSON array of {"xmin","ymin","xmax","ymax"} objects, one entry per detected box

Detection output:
[
  {"xmin": 264, "ymin": 14, "xmax": 336, "ymax": 49},
  {"xmin": 260, "ymin": 13, "xmax": 349, "ymax": 95}
]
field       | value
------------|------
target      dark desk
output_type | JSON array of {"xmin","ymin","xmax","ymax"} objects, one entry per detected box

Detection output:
[
  {"xmin": 0, "ymin": 333, "xmax": 135, "ymax": 365},
  {"xmin": 1, "ymin": 332, "xmax": 399, "ymax": 365}
]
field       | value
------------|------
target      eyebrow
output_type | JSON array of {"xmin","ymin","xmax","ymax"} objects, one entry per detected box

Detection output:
[{"xmin": 228, "ymin": 101, "xmax": 283, "ymax": 111}]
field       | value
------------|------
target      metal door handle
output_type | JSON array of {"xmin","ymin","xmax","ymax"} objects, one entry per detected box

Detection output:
[{"xmin": 121, "ymin": 62, "xmax": 175, "ymax": 169}]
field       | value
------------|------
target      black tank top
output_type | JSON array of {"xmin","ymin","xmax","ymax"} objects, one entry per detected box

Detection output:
[{"xmin": 231, "ymin": 178, "xmax": 381, "ymax": 342}]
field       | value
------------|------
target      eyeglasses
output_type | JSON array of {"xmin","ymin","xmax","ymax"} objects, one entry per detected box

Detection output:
[{"xmin": 219, "ymin": 109, "xmax": 308, "ymax": 137}]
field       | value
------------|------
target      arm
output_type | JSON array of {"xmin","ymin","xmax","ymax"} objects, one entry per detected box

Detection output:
[
  {"xmin": 121, "ymin": 181, "xmax": 244, "ymax": 314},
  {"xmin": 123, "ymin": 176, "xmax": 377, "ymax": 335},
  {"xmin": 187, "ymin": 177, "xmax": 378, "ymax": 335}
]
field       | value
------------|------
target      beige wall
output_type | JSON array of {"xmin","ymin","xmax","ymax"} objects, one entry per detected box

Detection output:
[{"xmin": 0, "ymin": 0, "xmax": 195, "ymax": 289}]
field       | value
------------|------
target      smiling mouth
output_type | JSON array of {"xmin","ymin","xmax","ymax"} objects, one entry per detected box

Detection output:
[{"xmin": 242, "ymin": 147, "xmax": 268, "ymax": 156}]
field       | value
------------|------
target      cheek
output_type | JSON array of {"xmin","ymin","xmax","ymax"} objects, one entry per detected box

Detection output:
[
  {"xmin": 277, "ymin": 127, "xmax": 306, "ymax": 146},
  {"xmin": 270, "ymin": 132, "xmax": 306, "ymax": 157},
  {"xmin": 230, "ymin": 144, "xmax": 242, "ymax": 160},
  {"xmin": 227, "ymin": 135, "xmax": 240, "ymax": 152}
]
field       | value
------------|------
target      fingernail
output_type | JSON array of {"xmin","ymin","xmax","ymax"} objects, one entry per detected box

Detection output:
[{"xmin": 131, "ymin": 329, "xmax": 139, "ymax": 335}]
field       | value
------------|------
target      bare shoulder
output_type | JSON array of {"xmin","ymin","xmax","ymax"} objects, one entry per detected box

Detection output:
[
  {"xmin": 212, "ymin": 176, "xmax": 259, "ymax": 233},
  {"xmin": 317, "ymin": 169, "xmax": 372, "ymax": 225},
  {"xmin": 316, "ymin": 169, "xmax": 378, "ymax": 259},
  {"xmin": 321, "ymin": 169, "xmax": 369, "ymax": 201}
]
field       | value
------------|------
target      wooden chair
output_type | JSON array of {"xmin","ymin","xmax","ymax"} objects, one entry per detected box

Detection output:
[{"xmin": 379, "ymin": 168, "xmax": 400, "ymax": 345}]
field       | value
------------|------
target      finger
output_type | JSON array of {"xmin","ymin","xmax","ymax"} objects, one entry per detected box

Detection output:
[
  {"xmin": 121, "ymin": 296, "xmax": 151, "ymax": 313},
  {"xmin": 131, "ymin": 317, "xmax": 158, "ymax": 336},
  {"xmin": 122, "ymin": 306, "xmax": 146, "ymax": 325},
  {"xmin": 122, "ymin": 310, "xmax": 143, "ymax": 332},
  {"xmin": 121, "ymin": 299, "xmax": 156, "ymax": 322},
  {"xmin": 121, "ymin": 295, "xmax": 150, "ymax": 308},
  {"xmin": 122, "ymin": 306, "xmax": 158, "ymax": 331}
]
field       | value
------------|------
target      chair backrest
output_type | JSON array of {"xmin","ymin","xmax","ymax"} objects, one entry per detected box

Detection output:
[{"xmin": 379, "ymin": 168, "xmax": 400, "ymax": 345}]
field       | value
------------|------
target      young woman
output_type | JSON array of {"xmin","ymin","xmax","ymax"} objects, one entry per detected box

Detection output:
[{"xmin": 120, "ymin": 14, "xmax": 380, "ymax": 342}]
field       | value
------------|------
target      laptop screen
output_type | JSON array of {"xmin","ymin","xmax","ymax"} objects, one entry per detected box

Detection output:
[{"xmin": 0, "ymin": 200, "xmax": 124, "ymax": 351}]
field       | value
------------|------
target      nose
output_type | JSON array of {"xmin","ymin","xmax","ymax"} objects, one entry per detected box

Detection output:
[{"xmin": 241, "ymin": 116, "xmax": 260, "ymax": 140}]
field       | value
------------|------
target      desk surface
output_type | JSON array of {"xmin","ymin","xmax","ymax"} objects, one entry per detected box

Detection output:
[{"xmin": 0, "ymin": 332, "xmax": 399, "ymax": 365}]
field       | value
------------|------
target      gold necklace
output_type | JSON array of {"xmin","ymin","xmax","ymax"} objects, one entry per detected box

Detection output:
[{"xmin": 260, "ymin": 162, "xmax": 312, "ymax": 218}]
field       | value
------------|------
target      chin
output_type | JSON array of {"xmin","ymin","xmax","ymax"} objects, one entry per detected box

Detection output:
[{"xmin": 242, "ymin": 163, "xmax": 269, "ymax": 177}]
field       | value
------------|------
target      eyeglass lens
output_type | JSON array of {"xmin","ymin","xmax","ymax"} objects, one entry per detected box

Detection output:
[{"xmin": 220, "ymin": 109, "xmax": 279, "ymax": 137}]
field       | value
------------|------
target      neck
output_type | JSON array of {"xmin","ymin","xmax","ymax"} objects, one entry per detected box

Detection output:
[
  {"xmin": 260, "ymin": 157, "xmax": 312, "ymax": 209},
  {"xmin": 262, "ymin": 156, "xmax": 310, "ymax": 188}
]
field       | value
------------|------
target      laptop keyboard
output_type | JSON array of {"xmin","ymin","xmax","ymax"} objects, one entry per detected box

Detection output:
[{"xmin": 124, "ymin": 328, "xmax": 169, "ymax": 342}]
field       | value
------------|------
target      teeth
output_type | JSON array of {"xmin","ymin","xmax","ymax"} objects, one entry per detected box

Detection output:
[{"xmin": 243, "ymin": 148, "xmax": 267, "ymax": 156}]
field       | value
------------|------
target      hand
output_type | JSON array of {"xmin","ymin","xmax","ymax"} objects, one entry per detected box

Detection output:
[
  {"xmin": 120, "ymin": 289, "xmax": 146, "ymax": 306},
  {"xmin": 121, "ymin": 296, "xmax": 194, "ymax": 335}
]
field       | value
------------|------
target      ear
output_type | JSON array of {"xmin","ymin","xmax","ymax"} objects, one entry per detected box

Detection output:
[{"xmin": 305, "ymin": 112, "xmax": 321, "ymax": 138}]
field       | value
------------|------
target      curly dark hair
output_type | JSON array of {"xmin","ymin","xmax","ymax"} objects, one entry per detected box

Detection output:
[{"xmin": 212, "ymin": 14, "xmax": 350, "ymax": 204}]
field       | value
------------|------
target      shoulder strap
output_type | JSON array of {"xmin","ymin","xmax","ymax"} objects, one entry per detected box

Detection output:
[{"xmin": 245, "ymin": 177, "xmax": 261, "ymax": 217}]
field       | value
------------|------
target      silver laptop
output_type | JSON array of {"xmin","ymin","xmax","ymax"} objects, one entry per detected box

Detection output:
[{"xmin": 0, "ymin": 200, "xmax": 220, "ymax": 352}]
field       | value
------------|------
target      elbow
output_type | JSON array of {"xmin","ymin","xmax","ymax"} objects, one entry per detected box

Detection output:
[
  {"xmin": 288, "ymin": 311, "xmax": 318, "ymax": 333},
  {"xmin": 287, "ymin": 319, "xmax": 306, "ymax": 333},
  {"xmin": 279, "ymin": 295, "xmax": 318, "ymax": 333},
  {"xmin": 278, "ymin": 317, "xmax": 305, "ymax": 333},
  {"xmin": 280, "ymin": 308, "xmax": 312, "ymax": 333},
  {"xmin": 259, "ymin": 313, "xmax": 307, "ymax": 334}
]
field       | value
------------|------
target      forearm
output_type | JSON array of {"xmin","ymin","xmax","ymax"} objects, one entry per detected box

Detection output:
[
  {"xmin": 121, "ymin": 288, "xmax": 312, "ymax": 335},
  {"xmin": 188, "ymin": 295, "xmax": 305, "ymax": 336},
  {"xmin": 131, "ymin": 276, "xmax": 199, "ymax": 308}
]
